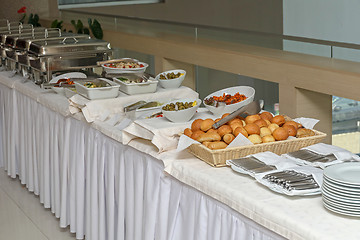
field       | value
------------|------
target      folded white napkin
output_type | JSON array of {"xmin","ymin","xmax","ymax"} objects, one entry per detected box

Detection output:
[
  {"xmin": 122, "ymin": 110, "xmax": 213, "ymax": 152},
  {"xmin": 69, "ymin": 86, "xmax": 199, "ymax": 123},
  {"xmin": 293, "ymin": 117, "xmax": 319, "ymax": 129},
  {"xmin": 255, "ymin": 165, "xmax": 323, "ymax": 196},
  {"xmin": 283, "ymin": 143, "xmax": 360, "ymax": 169}
]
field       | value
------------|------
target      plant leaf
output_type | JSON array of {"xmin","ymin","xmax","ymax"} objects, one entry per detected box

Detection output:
[
  {"xmin": 83, "ymin": 28, "xmax": 90, "ymax": 35},
  {"xmin": 90, "ymin": 19, "xmax": 103, "ymax": 39}
]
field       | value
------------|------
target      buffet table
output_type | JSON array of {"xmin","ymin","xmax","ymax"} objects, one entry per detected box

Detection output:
[{"xmin": 0, "ymin": 71, "xmax": 359, "ymax": 240}]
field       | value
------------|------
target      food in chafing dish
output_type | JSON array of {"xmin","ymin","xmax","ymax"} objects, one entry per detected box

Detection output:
[
  {"xmin": 56, "ymin": 78, "xmax": 74, "ymax": 85},
  {"xmin": 204, "ymin": 92, "xmax": 247, "ymax": 107},
  {"xmin": 104, "ymin": 61, "xmax": 145, "ymax": 69},
  {"xmin": 184, "ymin": 112, "xmax": 315, "ymax": 150},
  {"xmin": 83, "ymin": 81, "xmax": 110, "ymax": 88}
]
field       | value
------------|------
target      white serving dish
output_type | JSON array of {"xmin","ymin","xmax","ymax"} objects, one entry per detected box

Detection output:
[
  {"xmin": 155, "ymin": 69, "xmax": 186, "ymax": 89},
  {"xmin": 50, "ymin": 72, "xmax": 87, "ymax": 84},
  {"xmin": 161, "ymin": 98, "xmax": 201, "ymax": 123},
  {"xmin": 113, "ymin": 77, "xmax": 158, "ymax": 95},
  {"xmin": 102, "ymin": 58, "xmax": 149, "ymax": 74},
  {"xmin": 74, "ymin": 78, "xmax": 120, "ymax": 100},
  {"xmin": 203, "ymin": 86, "xmax": 255, "ymax": 116},
  {"xmin": 64, "ymin": 88, "xmax": 77, "ymax": 98},
  {"xmin": 51, "ymin": 86, "xmax": 65, "ymax": 96}
]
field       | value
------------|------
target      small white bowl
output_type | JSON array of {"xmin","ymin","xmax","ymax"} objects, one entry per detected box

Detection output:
[
  {"xmin": 102, "ymin": 58, "xmax": 149, "ymax": 74},
  {"xmin": 203, "ymin": 86, "xmax": 255, "ymax": 116},
  {"xmin": 161, "ymin": 98, "xmax": 201, "ymax": 123},
  {"xmin": 155, "ymin": 69, "xmax": 186, "ymax": 89}
]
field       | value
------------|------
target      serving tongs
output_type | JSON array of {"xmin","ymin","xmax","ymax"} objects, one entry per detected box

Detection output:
[{"xmin": 212, "ymin": 100, "xmax": 262, "ymax": 129}]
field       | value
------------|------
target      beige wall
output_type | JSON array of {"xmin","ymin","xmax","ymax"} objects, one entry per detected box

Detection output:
[
  {"xmin": 68, "ymin": 0, "xmax": 283, "ymax": 34},
  {"xmin": 0, "ymin": 0, "xmax": 282, "ymax": 34},
  {"xmin": 0, "ymin": 0, "xmax": 59, "ymax": 22}
]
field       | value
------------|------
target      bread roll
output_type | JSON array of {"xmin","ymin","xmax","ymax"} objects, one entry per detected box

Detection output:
[
  {"xmin": 272, "ymin": 127, "xmax": 289, "ymax": 141},
  {"xmin": 248, "ymin": 134, "xmax": 262, "ymax": 144},
  {"xmin": 214, "ymin": 118, "xmax": 221, "ymax": 123},
  {"xmin": 208, "ymin": 141, "xmax": 228, "ymax": 150},
  {"xmin": 262, "ymin": 135, "xmax": 275, "ymax": 143},
  {"xmin": 260, "ymin": 111, "xmax": 273, "ymax": 121},
  {"xmin": 223, "ymin": 133, "xmax": 235, "ymax": 144},
  {"xmin": 230, "ymin": 122, "xmax": 243, "ymax": 131},
  {"xmin": 221, "ymin": 113, "xmax": 230, "ymax": 119},
  {"xmin": 259, "ymin": 127, "xmax": 272, "ymax": 137},
  {"xmin": 202, "ymin": 141, "xmax": 212, "ymax": 148},
  {"xmin": 268, "ymin": 123, "xmax": 279, "ymax": 133},
  {"xmin": 265, "ymin": 120, "xmax": 271, "ymax": 126},
  {"xmin": 254, "ymin": 119, "xmax": 267, "ymax": 128},
  {"xmin": 228, "ymin": 118, "xmax": 243, "ymax": 126},
  {"xmin": 271, "ymin": 115, "xmax": 286, "ymax": 126},
  {"xmin": 200, "ymin": 118, "xmax": 215, "ymax": 132},
  {"xmin": 218, "ymin": 125, "xmax": 232, "ymax": 137},
  {"xmin": 244, "ymin": 123, "xmax": 260, "ymax": 135},
  {"xmin": 245, "ymin": 114, "xmax": 261, "ymax": 124},
  {"xmin": 191, "ymin": 130, "xmax": 205, "ymax": 140},
  {"xmin": 207, "ymin": 129, "xmax": 218, "ymax": 134},
  {"xmin": 184, "ymin": 128, "xmax": 192, "ymax": 137},
  {"xmin": 283, "ymin": 125, "xmax": 297, "ymax": 137},
  {"xmin": 191, "ymin": 119, "xmax": 203, "ymax": 131},
  {"xmin": 233, "ymin": 127, "xmax": 248, "ymax": 138},
  {"xmin": 196, "ymin": 131, "xmax": 221, "ymax": 142},
  {"xmin": 283, "ymin": 121, "xmax": 299, "ymax": 130},
  {"xmin": 296, "ymin": 128, "xmax": 315, "ymax": 138}
]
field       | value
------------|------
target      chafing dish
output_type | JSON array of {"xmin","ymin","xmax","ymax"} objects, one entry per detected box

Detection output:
[
  {"xmin": 27, "ymin": 37, "xmax": 112, "ymax": 84},
  {"xmin": 0, "ymin": 23, "xmax": 34, "ymax": 66},
  {"xmin": 3, "ymin": 28, "xmax": 49, "ymax": 70},
  {"xmin": 15, "ymin": 32, "xmax": 90, "ymax": 77}
]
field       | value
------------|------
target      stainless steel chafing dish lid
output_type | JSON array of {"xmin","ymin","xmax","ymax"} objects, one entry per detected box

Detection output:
[
  {"xmin": 28, "ymin": 37, "xmax": 111, "ymax": 57},
  {"xmin": 17, "ymin": 33, "xmax": 91, "ymax": 51},
  {"xmin": 5, "ymin": 30, "xmax": 49, "ymax": 48},
  {"xmin": 0, "ymin": 26, "xmax": 37, "ymax": 44},
  {"xmin": 11, "ymin": 29, "xmax": 63, "ymax": 50}
]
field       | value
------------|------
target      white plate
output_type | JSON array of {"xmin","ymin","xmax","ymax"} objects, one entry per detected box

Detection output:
[
  {"xmin": 322, "ymin": 188, "xmax": 360, "ymax": 204},
  {"xmin": 324, "ymin": 162, "xmax": 360, "ymax": 186},
  {"xmin": 323, "ymin": 175, "xmax": 360, "ymax": 191},
  {"xmin": 49, "ymin": 72, "xmax": 87, "ymax": 84},
  {"xmin": 322, "ymin": 182, "xmax": 360, "ymax": 198},
  {"xmin": 323, "ymin": 195, "xmax": 360, "ymax": 210},
  {"xmin": 323, "ymin": 179, "xmax": 360, "ymax": 194},
  {"xmin": 102, "ymin": 60, "xmax": 148, "ymax": 74},
  {"xmin": 323, "ymin": 201, "xmax": 360, "ymax": 217}
]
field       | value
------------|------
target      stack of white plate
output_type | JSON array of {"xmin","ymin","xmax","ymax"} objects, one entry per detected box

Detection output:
[{"xmin": 322, "ymin": 162, "xmax": 360, "ymax": 217}]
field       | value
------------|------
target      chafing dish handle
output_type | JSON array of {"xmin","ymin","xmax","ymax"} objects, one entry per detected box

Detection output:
[
  {"xmin": 62, "ymin": 37, "xmax": 78, "ymax": 43},
  {"xmin": 27, "ymin": 54, "xmax": 38, "ymax": 61},
  {"xmin": 45, "ymin": 28, "xmax": 61, "ymax": 38}
]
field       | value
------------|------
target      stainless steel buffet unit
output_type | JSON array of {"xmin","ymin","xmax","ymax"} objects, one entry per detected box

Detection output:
[{"xmin": 27, "ymin": 37, "xmax": 112, "ymax": 83}]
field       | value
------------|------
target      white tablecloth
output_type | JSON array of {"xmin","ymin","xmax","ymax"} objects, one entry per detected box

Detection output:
[{"xmin": 0, "ymin": 72, "xmax": 283, "ymax": 240}]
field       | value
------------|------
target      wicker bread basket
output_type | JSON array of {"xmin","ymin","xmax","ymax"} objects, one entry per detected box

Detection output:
[{"xmin": 188, "ymin": 129, "xmax": 326, "ymax": 167}]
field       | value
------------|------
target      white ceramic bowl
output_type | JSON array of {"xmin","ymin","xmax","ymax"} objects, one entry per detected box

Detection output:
[
  {"xmin": 161, "ymin": 98, "xmax": 201, "ymax": 123},
  {"xmin": 102, "ymin": 58, "xmax": 149, "ymax": 74},
  {"xmin": 155, "ymin": 69, "xmax": 186, "ymax": 89},
  {"xmin": 203, "ymin": 86, "xmax": 255, "ymax": 116}
]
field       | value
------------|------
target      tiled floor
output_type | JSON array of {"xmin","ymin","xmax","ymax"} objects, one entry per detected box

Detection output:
[{"xmin": 0, "ymin": 168, "xmax": 76, "ymax": 240}]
